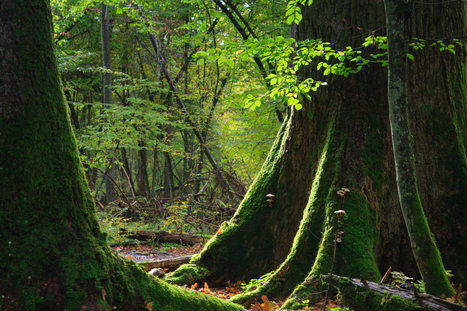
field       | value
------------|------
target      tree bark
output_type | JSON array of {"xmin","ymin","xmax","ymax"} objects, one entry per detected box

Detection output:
[
  {"xmin": 164, "ymin": 151, "xmax": 175, "ymax": 198},
  {"xmin": 384, "ymin": 0, "xmax": 454, "ymax": 297},
  {"xmin": 0, "ymin": 1, "xmax": 244, "ymax": 310},
  {"xmin": 138, "ymin": 141, "xmax": 150, "ymax": 197},
  {"xmin": 167, "ymin": 0, "xmax": 467, "ymax": 308},
  {"xmin": 101, "ymin": 3, "xmax": 116, "ymax": 205}
]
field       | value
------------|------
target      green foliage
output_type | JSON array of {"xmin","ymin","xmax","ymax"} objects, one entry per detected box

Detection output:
[
  {"xmin": 414, "ymin": 280, "xmax": 426, "ymax": 293},
  {"xmin": 162, "ymin": 201, "xmax": 190, "ymax": 233},
  {"xmin": 52, "ymin": 0, "xmax": 281, "ymax": 209},
  {"xmin": 241, "ymin": 271, "xmax": 275, "ymax": 293},
  {"xmin": 97, "ymin": 206, "xmax": 132, "ymax": 244}
]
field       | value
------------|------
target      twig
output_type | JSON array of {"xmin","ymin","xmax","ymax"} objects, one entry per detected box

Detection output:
[
  {"xmin": 116, "ymin": 158, "xmax": 136, "ymax": 198},
  {"xmin": 195, "ymin": 174, "xmax": 215, "ymax": 197},
  {"xmin": 96, "ymin": 200, "xmax": 105, "ymax": 211},
  {"xmin": 380, "ymin": 266, "xmax": 392, "ymax": 284},
  {"xmin": 406, "ymin": 34, "xmax": 467, "ymax": 43},
  {"xmin": 228, "ymin": 190, "xmax": 245, "ymax": 199}
]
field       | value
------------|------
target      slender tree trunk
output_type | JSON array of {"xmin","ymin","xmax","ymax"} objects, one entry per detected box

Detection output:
[
  {"xmin": 167, "ymin": 0, "xmax": 467, "ymax": 308},
  {"xmin": 384, "ymin": 0, "xmax": 454, "ymax": 297},
  {"xmin": 151, "ymin": 147, "xmax": 159, "ymax": 198},
  {"xmin": 0, "ymin": 1, "xmax": 244, "ymax": 310},
  {"xmin": 181, "ymin": 130, "xmax": 189, "ymax": 196},
  {"xmin": 101, "ymin": 3, "xmax": 116, "ymax": 205},
  {"xmin": 192, "ymin": 144, "xmax": 204, "ymax": 196},
  {"xmin": 138, "ymin": 142, "xmax": 149, "ymax": 197},
  {"xmin": 164, "ymin": 151, "xmax": 175, "ymax": 198},
  {"xmin": 122, "ymin": 147, "xmax": 136, "ymax": 196}
]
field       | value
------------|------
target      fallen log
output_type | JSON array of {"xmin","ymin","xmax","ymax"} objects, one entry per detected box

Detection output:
[
  {"xmin": 140, "ymin": 255, "xmax": 193, "ymax": 272},
  {"xmin": 324, "ymin": 274, "xmax": 467, "ymax": 311},
  {"xmin": 160, "ymin": 234, "xmax": 204, "ymax": 245},
  {"xmin": 120, "ymin": 229, "xmax": 204, "ymax": 245}
]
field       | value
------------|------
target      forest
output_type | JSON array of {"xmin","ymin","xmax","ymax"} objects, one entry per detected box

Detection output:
[{"xmin": 1, "ymin": 0, "xmax": 467, "ymax": 310}]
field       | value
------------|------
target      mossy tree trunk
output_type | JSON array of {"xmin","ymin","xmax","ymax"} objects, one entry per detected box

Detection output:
[
  {"xmin": 168, "ymin": 0, "xmax": 467, "ymax": 308},
  {"xmin": 385, "ymin": 0, "xmax": 454, "ymax": 297},
  {"xmin": 0, "ymin": 1, "xmax": 245, "ymax": 310}
]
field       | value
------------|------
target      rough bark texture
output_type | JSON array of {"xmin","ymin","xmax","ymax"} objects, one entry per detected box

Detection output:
[
  {"xmin": 168, "ymin": 0, "xmax": 467, "ymax": 308},
  {"xmin": 0, "ymin": 1, "xmax": 244, "ymax": 310}
]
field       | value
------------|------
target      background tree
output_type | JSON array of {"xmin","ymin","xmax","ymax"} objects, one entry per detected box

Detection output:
[
  {"xmin": 100, "ymin": 2, "xmax": 117, "ymax": 205},
  {"xmin": 0, "ymin": 0, "xmax": 246, "ymax": 309},
  {"xmin": 51, "ymin": 0, "xmax": 282, "ymax": 232},
  {"xmin": 167, "ymin": 0, "xmax": 467, "ymax": 308}
]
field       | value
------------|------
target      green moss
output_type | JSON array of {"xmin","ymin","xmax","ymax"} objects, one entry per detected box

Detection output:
[
  {"xmin": 335, "ymin": 278, "xmax": 435, "ymax": 311},
  {"xmin": 165, "ymin": 264, "xmax": 211, "ymax": 285},
  {"xmin": 234, "ymin": 100, "xmax": 386, "ymax": 308},
  {"xmin": 0, "ymin": 2, "xmax": 246, "ymax": 310}
]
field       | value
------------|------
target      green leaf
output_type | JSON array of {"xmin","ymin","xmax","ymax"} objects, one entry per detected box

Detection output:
[
  {"xmin": 295, "ymin": 103, "xmax": 303, "ymax": 110},
  {"xmin": 406, "ymin": 53, "xmax": 415, "ymax": 61},
  {"xmin": 197, "ymin": 58, "xmax": 204, "ymax": 66},
  {"xmin": 287, "ymin": 96, "xmax": 298, "ymax": 106}
]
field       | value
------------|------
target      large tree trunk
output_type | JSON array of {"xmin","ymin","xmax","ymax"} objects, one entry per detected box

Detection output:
[
  {"xmin": 0, "ymin": 1, "xmax": 245, "ymax": 310},
  {"xmin": 167, "ymin": 0, "xmax": 467, "ymax": 308}
]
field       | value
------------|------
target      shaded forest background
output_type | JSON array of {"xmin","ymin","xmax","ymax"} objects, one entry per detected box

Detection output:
[{"xmin": 54, "ymin": 0, "xmax": 287, "ymax": 236}]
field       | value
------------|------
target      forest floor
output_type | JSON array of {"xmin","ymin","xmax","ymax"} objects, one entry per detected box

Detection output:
[
  {"xmin": 112, "ymin": 242, "xmax": 202, "ymax": 264},
  {"xmin": 111, "ymin": 242, "xmax": 345, "ymax": 311}
]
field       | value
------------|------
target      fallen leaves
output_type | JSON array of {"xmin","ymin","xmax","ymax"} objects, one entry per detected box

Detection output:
[
  {"xmin": 203, "ymin": 282, "xmax": 210, "ymax": 294},
  {"xmin": 144, "ymin": 301, "xmax": 153, "ymax": 311},
  {"xmin": 251, "ymin": 295, "xmax": 281, "ymax": 311},
  {"xmin": 114, "ymin": 242, "xmax": 203, "ymax": 263},
  {"xmin": 446, "ymin": 283, "xmax": 464, "ymax": 304},
  {"xmin": 182, "ymin": 279, "xmax": 246, "ymax": 300}
]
